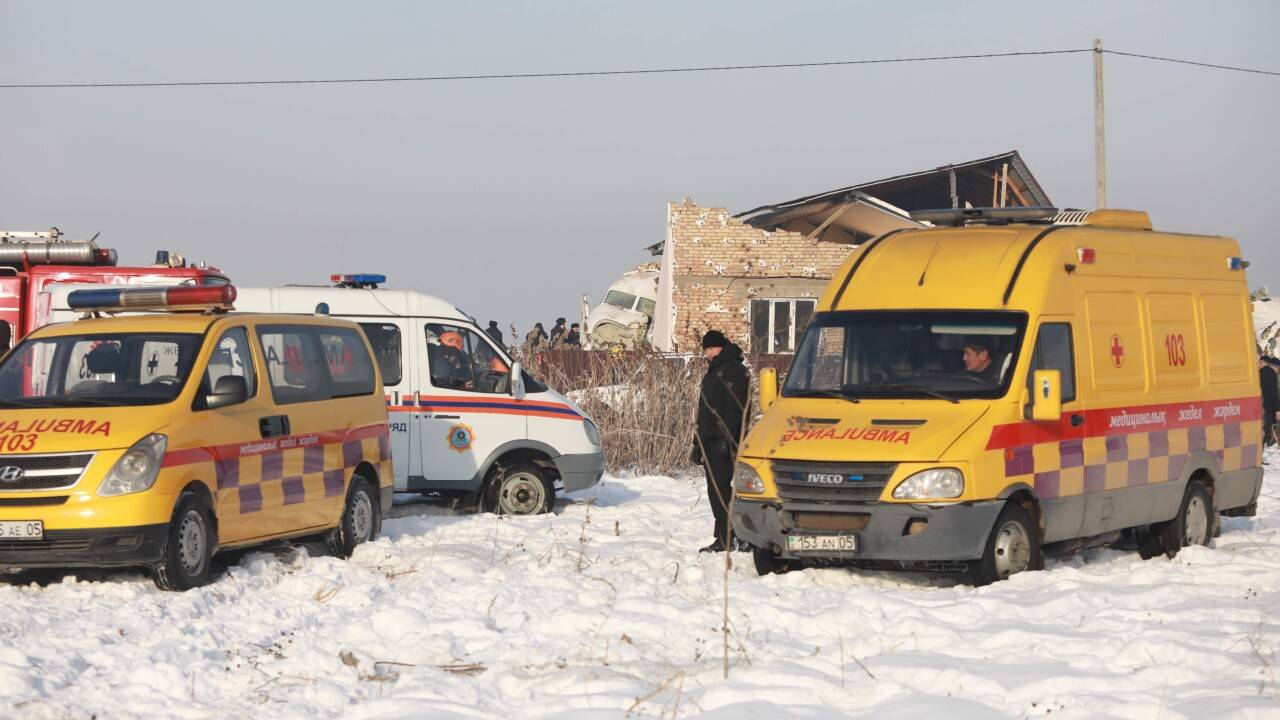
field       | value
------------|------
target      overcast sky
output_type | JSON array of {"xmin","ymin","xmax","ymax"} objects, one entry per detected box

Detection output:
[{"xmin": 3, "ymin": 1, "xmax": 1276, "ymax": 331}]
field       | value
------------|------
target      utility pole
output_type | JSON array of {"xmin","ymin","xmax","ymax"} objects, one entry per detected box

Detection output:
[{"xmin": 1093, "ymin": 38, "xmax": 1106, "ymax": 208}]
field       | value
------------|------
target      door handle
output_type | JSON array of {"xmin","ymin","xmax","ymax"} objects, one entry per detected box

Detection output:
[
  {"xmin": 1069, "ymin": 413, "xmax": 1084, "ymax": 427},
  {"xmin": 259, "ymin": 415, "xmax": 291, "ymax": 438},
  {"xmin": 432, "ymin": 414, "xmax": 461, "ymax": 420}
]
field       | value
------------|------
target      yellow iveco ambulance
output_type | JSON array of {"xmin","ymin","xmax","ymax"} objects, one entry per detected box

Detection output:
[
  {"xmin": 0, "ymin": 285, "xmax": 393, "ymax": 590},
  {"xmin": 733, "ymin": 207, "xmax": 1263, "ymax": 584}
]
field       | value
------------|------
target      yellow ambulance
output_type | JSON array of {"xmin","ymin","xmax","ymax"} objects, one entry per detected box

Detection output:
[
  {"xmin": 0, "ymin": 285, "xmax": 393, "ymax": 590},
  {"xmin": 733, "ymin": 208, "xmax": 1263, "ymax": 584}
]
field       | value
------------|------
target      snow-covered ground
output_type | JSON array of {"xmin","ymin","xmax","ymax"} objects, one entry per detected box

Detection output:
[{"xmin": 3, "ymin": 462, "xmax": 1279, "ymax": 719}]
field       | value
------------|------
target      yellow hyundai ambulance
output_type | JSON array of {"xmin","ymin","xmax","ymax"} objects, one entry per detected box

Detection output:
[
  {"xmin": 0, "ymin": 285, "xmax": 393, "ymax": 590},
  {"xmin": 733, "ymin": 208, "xmax": 1263, "ymax": 584}
]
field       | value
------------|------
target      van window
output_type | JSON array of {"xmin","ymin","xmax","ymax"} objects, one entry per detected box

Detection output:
[
  {"xmin": 784, "ymin": 310, "xmax": 1026, "ymax": 400},
  {"xmin": 317, "ymin": 327, "xmax": 377, "ymax": 398},
  {"xmin": 0, "ymin": 332, "xmax": 202, "ymax": 406},
  {"xmin": 1028, "ymin": 323, "xmax": 1076, "ymax": 403},
  {"xmin": 359, "ymin": 323, "xmax": 402, "ymax": 386},
  {"xmin": 257, "ymin": 326, "xmax": 330, "ymax": 405},
  {"xmin": 425, "ymin": 323, "xmax": 511, "ymax": 394},
  {"xmin": 198, "ymin": 327, "xmax": 257, "ymax": 408}
]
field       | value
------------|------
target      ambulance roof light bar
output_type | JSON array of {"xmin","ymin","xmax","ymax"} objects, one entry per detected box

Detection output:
[
  {"xmin": 67, "ymin": 285, "xmax": 237, "ymax": 313},
  {"xmin": 331, "ymin": 273, "xmax": 386, "ymax": 289},
  {"xmin": 910, "ymin": 207, "xmax": 1060, "ymax": 227}
]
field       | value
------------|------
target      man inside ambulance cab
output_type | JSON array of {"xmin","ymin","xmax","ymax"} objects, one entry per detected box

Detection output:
[{"xmin": 961, "ymin": 337, "xmax": 1002, "ymax": 385}]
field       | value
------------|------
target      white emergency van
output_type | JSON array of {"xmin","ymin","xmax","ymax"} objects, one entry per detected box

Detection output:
[{"xmin": 47, "ymin": 276, "xmax": 605, "ymax": 515}]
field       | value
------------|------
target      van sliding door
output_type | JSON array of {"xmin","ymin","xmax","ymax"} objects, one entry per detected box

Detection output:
[{"xmin": 357, "ymin": 320, "xmax": 416, "ymax": 491}]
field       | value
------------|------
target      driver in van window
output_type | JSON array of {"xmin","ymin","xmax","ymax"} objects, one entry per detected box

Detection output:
[
  {"xmin": 430, "ymin": 330, "xmax": 474, "ymax": 390},
  {"xmin": 961, "ymin": 337, "xmax": 1002, "ymax": 384}
]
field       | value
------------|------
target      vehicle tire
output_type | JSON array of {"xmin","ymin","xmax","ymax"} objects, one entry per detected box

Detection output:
[
  {"xmin": 752, "ymin": 545, "xmax": 798, "ymax": 576},
  {"xmin": 152, "ymin": 492, "xmax": 215, "ymax": 592},
  {"xmin": 325, "ymin": 475, "xmax": 380, "ymax": 559},
  {"xmin": 483, "ymin": 460, "xmax": 555, "ymax": 515},
  {"xmin": 1142, "ymin": 479, "xmax": 1213, "ymax": 560},
  {"xmin": 970, "ymin": 501, "xmax": 1042, "ymax": 586}
]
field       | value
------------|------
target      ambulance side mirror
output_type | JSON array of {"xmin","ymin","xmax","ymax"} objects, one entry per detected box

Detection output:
[
  {"xmin": 759, "ymin": 367, "xmax": 778, "ymax": 412},
  {"xmin": 510, "ymin": 361, "xmax": 526, "ymax": 399},
  {"xmin": 1030, "ymin": 369, "xmax": 1062, "ymax": 422},
  {"xmin": 205, "ymin": 375, "xmax": 248, "ymax": 410}
]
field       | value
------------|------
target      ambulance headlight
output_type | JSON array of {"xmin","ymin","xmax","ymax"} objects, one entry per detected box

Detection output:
[
  {"xmin": 583, "ymin": 419, "xmax": 601, "ymax": 447},
  {"xmin": 734, "ymin": 462, "xmax": 765, "ymax": 495},
  {"xmin": 98, "ymin": 434, "xmax": 168, "ymax": 497},
  {"xmin": 892, "ymin": 468, "xmax": 963, "ymax": 500}
]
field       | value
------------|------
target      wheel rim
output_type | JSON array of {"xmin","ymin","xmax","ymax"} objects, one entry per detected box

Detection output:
[
  {"xmin": 1184, "ymin": 495, "xmax": 1209, "ymax": 546},
  {"xmin": 177, "ymin": 510, "xmax": 207, "ymax": 575},
  {"xmin": 993, "ymin": 520, "xmax": 1031, "ymax": 578},
  {"xmin": 350, "ymin": 490, "xmax": 373, "ymax": 543},
  {"xmin": 499, "ymin": 472, "xmax": 546, "ymax": 515}
]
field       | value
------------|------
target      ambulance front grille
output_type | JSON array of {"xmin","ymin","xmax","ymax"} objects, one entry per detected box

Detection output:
[
  {"xmin": 0, "ymin": 537, "xmax": 93, "ymax": 553},
  {"xmin": 0, "ymin": 453, "xmax": 95, "ymax": 492},
  {"xmin": 772, "ymin": 461, "xmax": 896, "ymax": 504}
]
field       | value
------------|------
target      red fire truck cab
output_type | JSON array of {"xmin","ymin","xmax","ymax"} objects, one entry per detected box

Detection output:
[{"xmin": 0, "ymin": 228, "xmax": 230, "ymax": 348}]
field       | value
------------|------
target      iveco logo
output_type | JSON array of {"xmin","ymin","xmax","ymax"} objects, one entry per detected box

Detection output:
[
  {"xmin": 806, "ymin": 473, "xmax": 846, "ymax": 485},
  {"xmin": 0, "ymin": 466, "xmax": 25, "ymax": 483}
]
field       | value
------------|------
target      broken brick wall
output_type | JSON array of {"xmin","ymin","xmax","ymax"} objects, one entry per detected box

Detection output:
[{"xmin": 666, "ymin": 199, "xmax": 854, "ymax": 354}]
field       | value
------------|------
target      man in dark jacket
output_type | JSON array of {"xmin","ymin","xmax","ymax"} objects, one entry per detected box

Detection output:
[
  {"xmin": 549, "ymin": 317, "xmax": 567, "ymax": 347},
  {"xmin": 563, "ymin": 323, "xmax": 581, "ymax": 347},
  {"xmin": 693, "ymin": 329, "xmax": 750, "ymax": 553},
  {"xmin": 485, "ymin": 321, "xmax": 504, "ymax": 347},
  {"xmin": 1261, "ymin": 355, "xmax": 1280, "ymax": 446},
  {"xmin": 525, "ymin": 323, "xmax": 548, "ymax": 351}
]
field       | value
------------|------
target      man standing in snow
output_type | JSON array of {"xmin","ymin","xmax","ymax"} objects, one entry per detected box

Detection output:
[
  {"xmin": 1260, "ymin": 355, "xmax": 1280, "ymax": 446},
  {"xmin": 692, "ymin": 329, "xmax": 749, "ymax": 553}
]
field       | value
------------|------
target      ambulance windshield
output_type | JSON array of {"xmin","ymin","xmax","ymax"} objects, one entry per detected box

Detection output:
[
  {"xmin": 783, "ymin": 310, "xmax": 1027, "ymax": 401},
  {"xmin": 0, "ymin": 332, "xmax": 204, "ymax": 407}
]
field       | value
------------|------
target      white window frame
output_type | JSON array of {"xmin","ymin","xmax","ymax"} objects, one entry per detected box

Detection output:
[{"xmin": 750, "ymin": 298, "xmax": 816, "ymax": 354}]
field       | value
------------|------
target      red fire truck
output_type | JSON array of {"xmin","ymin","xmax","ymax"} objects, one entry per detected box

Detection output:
[{"xmin": 0, "ymin": 228, "xmax": 230, "ymax": 349}]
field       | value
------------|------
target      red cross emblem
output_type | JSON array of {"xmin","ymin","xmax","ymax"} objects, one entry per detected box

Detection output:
[{"xmin": 1110, "ymin": 334, "xmax": 1125, "ymax": 368}]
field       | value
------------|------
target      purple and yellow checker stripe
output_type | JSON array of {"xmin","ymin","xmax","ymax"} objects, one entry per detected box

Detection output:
[
  {"xmin": 163, "ymin": 423, "xmax": 391, "ymax": 514},
  {"xmin": 986, "ymin": 397, "xmax": 1262, "ymax": 499}
]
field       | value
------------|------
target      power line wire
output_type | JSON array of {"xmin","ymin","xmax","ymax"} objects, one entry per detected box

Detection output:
[
  {"xmin": 0, "ymin": 49, "xmax": 1092, "ymax": 89},
  {"xmin": 1104, "ymin": 49, "xmax": 1280, "ymax": 78},
  {"xmin": 0, "ymin": 47, "xmax": 1274, "ymax": 89}
]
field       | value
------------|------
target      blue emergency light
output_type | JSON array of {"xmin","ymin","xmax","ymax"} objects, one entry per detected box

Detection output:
[
  {"xmin": 67, "ymin": 285, "xmax": 237, "ymax": 311},
  {"xmin": 331, "ymin": 273, "xmax": 386, "ymax": 288},
  {"xmin": 1227, "ymin": 257, "xmax": 1247, "ymax": 271}
]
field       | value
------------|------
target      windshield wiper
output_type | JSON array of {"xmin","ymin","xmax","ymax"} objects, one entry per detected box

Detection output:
[
  {"xmin": 0, "ymin": 398, "xmax": 49, "ymax": 408},
  {"xmin": 785, "ymin": 389, "xmax": 860, "ymax": 404},
  {"xmin": 63, "ymin": 396, "xmax": 134, "ymax": 407},
  {"xmin": 870, "ymin": 383, "xmax": 960, "ymax": 404}
]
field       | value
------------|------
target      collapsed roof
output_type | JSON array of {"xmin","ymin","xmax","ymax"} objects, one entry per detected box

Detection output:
[{"xmin": 736, "ymin": 150, "xmax": 1051, "ymax": 245}]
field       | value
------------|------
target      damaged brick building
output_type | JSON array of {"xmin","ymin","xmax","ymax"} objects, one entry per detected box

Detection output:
[{"xmin": 649, "ymin": 151, "xmax": 1052, "ymax": 354}]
